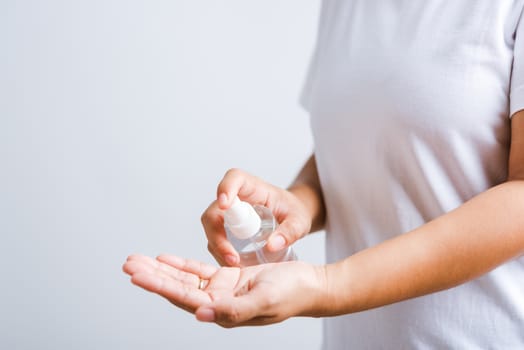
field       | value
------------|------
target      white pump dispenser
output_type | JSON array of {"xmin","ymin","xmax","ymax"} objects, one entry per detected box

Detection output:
[
  {"xmin": 223, "ymin": 196, "xmax": 262, "ymax": 239},
  {"xmin": 223, "ymin": 196, "xmax": 297, "ymax": 266}
]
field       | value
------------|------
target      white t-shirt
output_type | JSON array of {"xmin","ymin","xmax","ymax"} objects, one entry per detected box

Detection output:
[{"xmin": 301, "ymin": 1, "xmax": 524, "ymax": 349}]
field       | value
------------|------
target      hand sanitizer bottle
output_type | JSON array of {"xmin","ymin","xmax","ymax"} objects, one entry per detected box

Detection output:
[{"xmin": 224, "ymin": 196, "xmax": 297, "ymax": 266}]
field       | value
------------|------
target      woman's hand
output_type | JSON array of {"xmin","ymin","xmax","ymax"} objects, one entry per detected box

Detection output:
[
  {"xmin": 202, "ymin": 168, "xmax": 314, "ymax": 266},
  {"xmin": 122, "ymin": 254, "xmax": 326, "ymax": 327}
]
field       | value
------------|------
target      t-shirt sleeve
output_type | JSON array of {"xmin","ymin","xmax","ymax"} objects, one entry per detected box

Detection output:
[
  {"xmin": 299, "ymin": 5, "xmax": 326, "ymax": 113},
  {"xmin": 510, "ymin": 12, "xmax": 524, "ymax": 117},
  {"xmin": 299, "ymin": 47, "xmax": 319, "ymax": 112}
]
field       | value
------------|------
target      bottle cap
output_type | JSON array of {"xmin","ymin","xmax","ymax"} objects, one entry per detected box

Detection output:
[{"xmin": 224, "ymin": 196, "xmax": 262, "ymax": 239}]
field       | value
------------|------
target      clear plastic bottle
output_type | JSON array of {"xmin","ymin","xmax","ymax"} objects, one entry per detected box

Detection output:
[{"xmin": 224, "ymin": 196, "xmax": 297, "ymax": 266}]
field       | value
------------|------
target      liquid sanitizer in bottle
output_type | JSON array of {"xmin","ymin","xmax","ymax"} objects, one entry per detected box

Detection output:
[{"xmin": 224, "ymin": 196, "xmax": 297, "ymax": 266}]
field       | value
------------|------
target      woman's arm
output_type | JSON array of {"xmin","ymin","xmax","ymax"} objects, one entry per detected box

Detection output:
[{"xmin": 318, "ymin": 111, "xmax": 524, "ymax": 315}]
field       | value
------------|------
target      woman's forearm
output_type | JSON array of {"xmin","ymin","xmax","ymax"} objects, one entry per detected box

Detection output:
[
  {"xmin": 317, "ymin": 180, "xmax": 524, "ymax": 315},
  {"xmin": 288, "ymin": 154, "xmax": 326, "ymax": 233}
]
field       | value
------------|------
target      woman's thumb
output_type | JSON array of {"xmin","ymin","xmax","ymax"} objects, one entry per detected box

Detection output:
[{"xmin": 266, "ymin": 219, "xmax": 305, "ymax": 252}]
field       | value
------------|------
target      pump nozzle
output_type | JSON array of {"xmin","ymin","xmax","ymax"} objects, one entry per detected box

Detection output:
[{"xmin": 224, "ymin": 196, "xmax": 262, "ymax": 239}]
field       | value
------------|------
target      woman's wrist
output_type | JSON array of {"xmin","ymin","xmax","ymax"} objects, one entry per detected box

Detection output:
[
  {"xmin": 287, "ymin": 183, "xmax": 325, "ymax": 233},
  {"xmin": 287, "ymin": 154, "xmax": 326, "ymax": 233},
  {"xmin": 294, "ymin": 262, "xmax": 333, "ymax": 318}
]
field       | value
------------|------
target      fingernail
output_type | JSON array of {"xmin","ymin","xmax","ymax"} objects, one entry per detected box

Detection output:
[
  {"xmin": 196, "ymin": 307, "xmax": 215, "ymax": 322},
  {"xmin": 225, "ymin": 254, "xmax": 239, "ymax": 266},
  {"xmin": 269, "ymin": 235, "xmax": 286, "ymax": 251},
  {"xmin": 218, "ymin": 193, "xmax": 228, "ymax": 206}
]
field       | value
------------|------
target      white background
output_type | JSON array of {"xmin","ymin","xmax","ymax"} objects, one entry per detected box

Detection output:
[{"xmin": 1, "ymin": 1, "xmax": 324, "ymax": 349}]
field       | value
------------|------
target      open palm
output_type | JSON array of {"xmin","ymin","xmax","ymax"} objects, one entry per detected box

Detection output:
[{"xmin": 123, "ymin": 254, "xmax": 265, "ymax": 314}]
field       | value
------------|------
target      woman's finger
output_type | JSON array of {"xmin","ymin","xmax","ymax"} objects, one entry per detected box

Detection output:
[
  {"xmin": 123, "ymin": 259, "xmax": 156, "ymax": 275},
  {"xmin": 131, "ymin": 272, "xmax": 211, "ymax": 313},
  {"xmin": 266, "ymin": 216, "xmax": 308, "ymax": 251},
  {"xmin": 201, "ymin": 201, "xmax": 240, "ymax": 266},
  {"xmin": 125, "ymin": 254, "xmax": 201, "ymax": 288},
  {"xmin": 195, "ymin": 285, "xmax": 275, "ymax": 327},
  {"xmin": 216, "ymin": 168, "xmax": 271, "ymax": 208},
  {"xmin": 157, "ymin": 255, "xmax": 218, "ymax": 279}
]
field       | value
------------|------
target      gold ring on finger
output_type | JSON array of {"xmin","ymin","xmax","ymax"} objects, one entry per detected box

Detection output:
[{"xmin": 198, "ymin": 278, "xmax": 206, "ymax": 290}]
